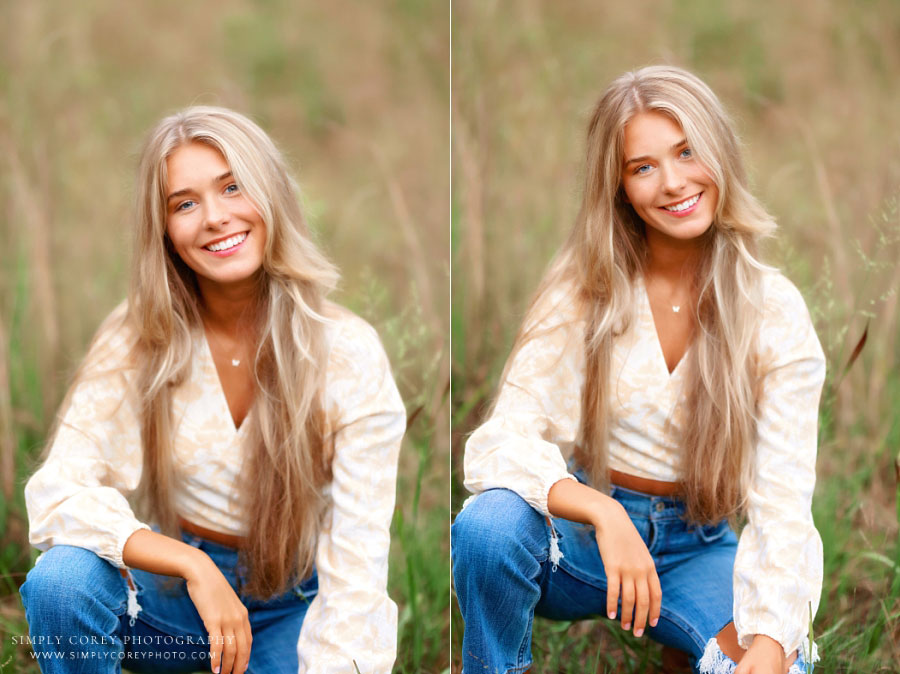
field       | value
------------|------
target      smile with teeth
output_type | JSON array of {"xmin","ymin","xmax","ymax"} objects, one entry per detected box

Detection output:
[
  {"xmin": 661, "ymin": 193, "xmax": 701, "ymax": 212},
  {"xmin": 205, "ymin": 232, "xmax": 248, "ymax": 252}
]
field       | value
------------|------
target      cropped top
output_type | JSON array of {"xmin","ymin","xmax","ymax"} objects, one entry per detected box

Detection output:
[
  {"xmin": 463, "ymin": 270, "xmax": 826, "ymax": 657},
  {"xmin": 24, "ymin": 302, "xmax": 406, "ymax": 674}
]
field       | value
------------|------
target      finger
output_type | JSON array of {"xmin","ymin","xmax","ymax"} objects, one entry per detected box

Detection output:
[
  {"xmin": 620, "ymin": 576, "xmax": 635, "ymax": 630},
  {"xmin": 208, "ymin": 628, "xmax": 223, "ymax": 674},
  {"xmin": 648, "ymin": 569, "xmax": 662, "ymax": 628},
  {"xmin": 606, "ymin": 571, "xmax": 620, "ymax": 620},
  {"xmin": 632, "ymin": 577, "xmax": 650, "ymax": 637},
  {"xmin": 220, "ymin": 631, "xmax": 237, "ymax": 674},
  {"xmin": 233, "ymin": 621, "xmax": 252, "ymax": 674}
]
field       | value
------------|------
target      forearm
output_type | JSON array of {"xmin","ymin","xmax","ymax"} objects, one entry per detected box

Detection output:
[
  {"xmin": 122, "ymin": 528, "xmax": 213, "ymax": 581},
  {"xmin": 547, "ymin": 477, "xmax": 618, "ymax": 529}
]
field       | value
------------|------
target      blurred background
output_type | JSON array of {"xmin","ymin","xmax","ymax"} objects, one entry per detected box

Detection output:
[
  {"xmin": 452, "ymin": 0, "xmax": 900, "ymax": 671},
  {"xmin": 0, "ymin": 1, "xmax": 449, "ymax": 672}
]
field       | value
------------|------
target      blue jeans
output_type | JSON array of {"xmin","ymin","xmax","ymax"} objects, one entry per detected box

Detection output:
[
  {"xmin": 19, "ymin": 532, "xmax": 318, "ymax": 674},
  {"xmin": 452, "ymin": 486, "xmax": 812, "ymax": 674}
]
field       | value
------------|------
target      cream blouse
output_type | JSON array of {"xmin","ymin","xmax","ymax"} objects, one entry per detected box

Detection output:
[
  {"xmin": 464, "ymin": 270, "xmax": 825, "ymax": 658},
  {"xmin": 24, "ymin": 302, "xmax": 406, "ymax": 674}
]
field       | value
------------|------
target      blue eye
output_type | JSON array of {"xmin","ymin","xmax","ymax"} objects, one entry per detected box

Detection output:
[
  {"xmin": 680, "ymin": 148, "xmax": 693, "ymax": 159},
  {"xmin": 224, "ymin": 183, "xmax": 239, "ymax": 194},
  {"xmin": 176, "ymin": 200, "xmax": 195, "ymax": 211},
  {"xmin": 635, "ymin": 164, "xmax": 652, "ymax": 175}
]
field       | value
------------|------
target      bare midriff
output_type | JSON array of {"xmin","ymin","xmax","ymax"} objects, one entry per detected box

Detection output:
[
  {"xmin": 179, "ymin": 517, "xmax": 246, "ymax": 549},
  {"xmin": 609, "ymin": 468, "xmax": 682, "ymax": 497}
]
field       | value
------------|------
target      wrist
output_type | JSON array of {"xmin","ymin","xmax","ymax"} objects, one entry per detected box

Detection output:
[
  {"xmin": 748, "ymin": 634, "xmax": 785, "ymax": 658},
  {"xmin": 180, "ymin": 547, "xmax": 216, "ymax": 583},
  {"xmin": 586, "ymin": 492, "xmax": 622, "ymax": 533}
]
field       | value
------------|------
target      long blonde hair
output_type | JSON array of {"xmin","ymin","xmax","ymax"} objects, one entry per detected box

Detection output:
[
  {"xmin": 503, "ymin": 66, "xmax": 777, "ymax": 523},
  {"xmin": 129, "ymin": 106, "xmax": 340, "ymax": 597}
]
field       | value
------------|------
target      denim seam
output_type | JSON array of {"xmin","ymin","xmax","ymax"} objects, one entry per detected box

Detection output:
[{"xmin": 513, "ymin": 607, "xmax": 535, "ymax": 674}]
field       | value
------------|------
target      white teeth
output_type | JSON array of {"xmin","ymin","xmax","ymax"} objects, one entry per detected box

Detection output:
[
  {"xmin": 663, "ymin": 194, "xmax": 700, "ymax": 212},
  {"xmin": 205, "ymin": 233, "xmax": 247, "ymax": 252}
]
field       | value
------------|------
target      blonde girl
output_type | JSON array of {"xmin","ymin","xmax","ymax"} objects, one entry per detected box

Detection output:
[
  {"xmin": 20, "ymin": 107, "xmax": 405, "ymax": 674},
  {"xmin": 453, "ymin": 66, "xmax": 823, "ymax": 674}
]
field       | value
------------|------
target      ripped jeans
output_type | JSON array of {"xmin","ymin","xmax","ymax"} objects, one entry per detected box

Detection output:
[
  {"xmin": 19, "ymin": 532, "xmax": 318, "ymax": 674},
  {"xmin": 451, "ymin": 486, "xmax": 814, "ymax": 674}
]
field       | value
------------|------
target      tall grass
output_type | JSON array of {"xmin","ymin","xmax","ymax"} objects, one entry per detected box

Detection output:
[
  {"xmin": 451, "ymin": 0, "xmax": 900, "ymax": 671},
  {"xmin": 0, "ymin": 2, "xmax": 449, "ymax": 673}
]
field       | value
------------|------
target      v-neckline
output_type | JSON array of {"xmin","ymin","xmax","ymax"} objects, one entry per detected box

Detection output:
[
  {"xmin": 637, "ymin": 274, "xmax": 689, "ymax": 379},
  {"xmin": 199, "ymin": 330, "xmax": 248, "ymax": 435}
]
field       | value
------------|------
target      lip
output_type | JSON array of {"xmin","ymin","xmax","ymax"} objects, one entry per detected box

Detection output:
[
  {"xmin": 203, "ymin": 231, "xmax": 249, "ymax": 257},
  {"xmin": 657, "ymin": 192, "xmax": 702, "ymax": 217}
]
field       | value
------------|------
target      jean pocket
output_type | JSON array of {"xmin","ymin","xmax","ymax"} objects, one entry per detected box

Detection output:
[{"xmin": 696, "ymin": 520, "xmax": 730, "ymax": 543}]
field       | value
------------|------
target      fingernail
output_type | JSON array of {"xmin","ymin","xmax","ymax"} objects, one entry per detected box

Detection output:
[
  {"xmin": 608, "ymin": 611, "xmax": 616, "ymax": 620},
  {"xmin": 650, "ymin": 618, "xmax": 658, "ymax": 627},
  {"xmin": 634, "ymin": 628, "xmax": 644, "ymax": 637},
  {"xmin": 623, "ymin": 622, "xmax": 631, "ymax": 630}
]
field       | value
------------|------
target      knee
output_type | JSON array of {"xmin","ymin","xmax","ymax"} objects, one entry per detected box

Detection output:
[
  {"xmin": 452, "ymin": 489, "xmax": 545, "ymax": 571},
  {"xmin": 21, "ymin": 545, "xmax": 121, "ymax": 615}
]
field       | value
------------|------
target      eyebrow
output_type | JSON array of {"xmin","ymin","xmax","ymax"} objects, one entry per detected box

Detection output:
[
  {"xmin": 166, "ymin": 171, "xmax": 234, "ymax": 202},
  {"xmin": 624, "ymin": 139, "xmax": 688, "ymax": 166}
]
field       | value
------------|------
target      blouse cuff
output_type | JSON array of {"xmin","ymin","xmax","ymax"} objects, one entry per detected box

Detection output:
[
  {"xmin": 738, "ymin": 619, "xmax": 810, "ymax": 659},
  {"xmin": 110, "ymin": 521, "xmax": 152, "ymax": 569},
  {"xmin": 537, "ymin": 474, "xmax": 577, "ymax": 517}
]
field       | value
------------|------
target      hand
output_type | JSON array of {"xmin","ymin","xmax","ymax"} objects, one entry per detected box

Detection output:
[
  {"xmin": 183, "ymin": 556, "xmax": 253, "ymax": 674},
  {"xmin": 590, "ymin": 498, "xmax": 662, "ymax": 637},
  {"xmin": 123, "ymin": 530, "xmax": 254, "ymax": 673},
  {"xmin": 547, "ymin": 479, "xmax": 662, "ymax": 637},
  {"xmin": 734, "ymin": 634, "xmax": 787, "ymax": 674}
]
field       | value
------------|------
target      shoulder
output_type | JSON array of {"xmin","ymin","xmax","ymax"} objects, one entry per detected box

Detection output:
[
  {"xmin": 79, "ymin": 301, "xmax": 138, "ymax": 378},
  {"xmin": 525, "ymin": 277, "xmax": 585, "ymax": 334},
  {"xmin": 760, "ymin": 270, "xmax": 813, "ymax": 318},
  {"xmin": 322, "ymin": 302, "xmax": 392, "ymax": 376},
  {"xmin": 320, "ymin": 301, "xmax": 404, "ymax": 422},
  {"xmin": 757, "ymin": 270, "xmax": 825, "ymax": 371}
]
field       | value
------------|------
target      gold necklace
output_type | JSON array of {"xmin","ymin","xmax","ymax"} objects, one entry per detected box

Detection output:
[{"xmin": 204, "ymin": 324, "xmax": 244, "ymax": 367}]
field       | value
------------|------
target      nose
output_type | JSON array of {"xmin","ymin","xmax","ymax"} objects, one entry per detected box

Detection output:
[
  {"xmin": 204, "ymin": 196, "xmax": 230, "ymax": 229},
  {"xmin": 660, "ymin": 162, "xmax": 687, "ymax": 194}
]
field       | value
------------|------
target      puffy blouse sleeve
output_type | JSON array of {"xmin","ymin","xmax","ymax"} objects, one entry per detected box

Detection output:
[
  {"xmin": 732, "ymin": 273, "xmax": 826, "ymax": 657},
  {"xmin": 463, "ymin": 284, "xmax": 583, "ymax": 516},
  {"xmin": 297, "ymin": 313, "xmax": 406, "ymax": 674},
  {"xmin": 24, "ymin": 303, "xmax": 150, "ymax": 569}
]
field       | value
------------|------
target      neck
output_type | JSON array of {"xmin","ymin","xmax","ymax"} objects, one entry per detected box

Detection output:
[
  {"xmin": 197, "ymin": 274, "xmax": 262, "ymax": 336},
  {"xmin": 643, "ymin": 227, "xmax": 705, "ymax": 283}
]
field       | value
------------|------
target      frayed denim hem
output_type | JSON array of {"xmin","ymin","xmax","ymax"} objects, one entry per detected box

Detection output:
[{"xmin": 697, "ymin": 638, "xmax": 818, "ymax": 674}]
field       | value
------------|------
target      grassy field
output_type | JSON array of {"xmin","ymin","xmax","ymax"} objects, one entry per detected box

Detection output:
[
  {"xmin": 451, "ymin": 0, "xmax": 900, "ymax": 672},
  {"xmin": 0, "ymin": 2, "xmax": 449, "ymax": 673}
]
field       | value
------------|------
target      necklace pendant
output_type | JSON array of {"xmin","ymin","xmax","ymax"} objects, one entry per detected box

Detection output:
[
  {"xmin": 231, "ymin": 358, "xmax": 241, "ymax": 367},
  {"xmin": 672, "ymin": 305, "xmax": 680, "ymax": 313}
]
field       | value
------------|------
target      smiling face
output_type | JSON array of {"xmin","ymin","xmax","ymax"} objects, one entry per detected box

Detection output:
[
  {"xmin": 165, "ymin": 141, "xmax": 267, "ymax": 293},
  {"xmin": 621, "ymin": 111, "xmax": 719, "ymax": 244}
]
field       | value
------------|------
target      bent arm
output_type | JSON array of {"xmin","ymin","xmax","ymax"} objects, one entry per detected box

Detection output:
[
  {"xmin": 122, "ymin": 529, "xmax": 213, "ymax": 580},
  {"xmin": 465, "ymin": 285, "xmax": 584, "ymax": 515},
  {"xmin": 296, "ymin": 317, "xmax": 405, "ymax": 674},
  {"xmin": 733, "ymin": 277, "xmax": 826, "ymax": 658},
  {"xmin": 25, "ymin": 314, "xmax": 152, "ymax": 568}
]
